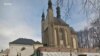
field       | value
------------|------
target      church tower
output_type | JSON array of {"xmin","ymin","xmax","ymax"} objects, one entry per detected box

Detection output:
[
  {"xmin": 41, "ymin": 0, "xmax": 54, "ymax": 47},
  {"xmin": 41, "ymin": 0, "xmax": 78, "ymax": 49}
]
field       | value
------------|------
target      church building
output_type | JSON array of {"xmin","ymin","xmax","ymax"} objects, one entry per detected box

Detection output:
[
  {"xmin": 38, "ymin": 0, "xmax": 100, "ymax": 56},
  {"xmin": 41, "ymin": 0, "xmax": 78, "ymax": 49}
]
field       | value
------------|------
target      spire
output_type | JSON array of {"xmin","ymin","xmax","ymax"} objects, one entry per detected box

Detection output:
[
  {"xmin": 56, "ymin": 6, "xmax": 61, "ymax": 18},
  {"xmin": 47, "ymin": 0, "xmax": 54, "ymax": 19},
  {"xmin": 42, "ymin": 12, "xmax": 45, "ymax": 21},
  {"xmin": 48, "ymin": 0, "xmax": 52, "ymax": 9},
  {"xmin": 56, "ymin": 0, "xmax": 61, "ymax": 18}
]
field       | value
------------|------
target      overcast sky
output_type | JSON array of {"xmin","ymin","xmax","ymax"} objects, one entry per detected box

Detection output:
[{"xmin": 0, "ymin": 0, "xmax": 95, "ymax": 50}]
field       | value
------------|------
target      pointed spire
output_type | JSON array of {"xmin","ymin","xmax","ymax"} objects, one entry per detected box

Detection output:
[
  {"xmin": 56, "ymin": 0, "xmax": 61, "ymax": 18},
  {"xmin": 47, "ymin": 0, "xmax": 54, "ymax": 20},
  {"xmin": 42, "ymin": 12, "xmax": 45, "ymax": 21},
  {"xmin": 56, "ymin": 6, "xmax": 61, "ymax": 18},
  {"xmin": 48, "ymin": 0, "xmax": 52, "ymax": 9}
]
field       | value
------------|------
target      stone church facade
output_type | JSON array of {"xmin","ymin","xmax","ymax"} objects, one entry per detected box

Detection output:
[
  {"xmin": 41, "ymin": 0, "xmax": 78, "ymax": 49},
  {"xmin": 37, "ymin": 0, "xmax": 100, "ymax": 56}
]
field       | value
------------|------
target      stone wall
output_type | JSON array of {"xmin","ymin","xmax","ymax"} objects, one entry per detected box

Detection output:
[
  {"xmin": 40, "ymin": 52, "xmax": 100, "ymax": 56},
  {"xmin": 37, "ymin": 47, "xmax": 100, "ymax": 56}
]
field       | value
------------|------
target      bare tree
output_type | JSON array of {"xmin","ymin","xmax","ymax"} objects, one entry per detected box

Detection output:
[
  {"xmin": 56, "ymin": 0, "xmax": 100, "ymax": 20},
  {"xmin": 83, "ymin": 0, "xmax": 100, "ymax": 17},
  {"xmin": 81, "ymin": 0, "xmax": 100, "ymax": 48},
  {"xmin": 56, "ymin": 0, "xmax": 74, "ymax": 21},
  {"xmin": 57, "ymin": 0, "xmax": 100, "ymax": 48}
]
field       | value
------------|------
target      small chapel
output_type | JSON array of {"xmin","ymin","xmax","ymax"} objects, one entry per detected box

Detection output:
[{"xmin": 41, "ymin": 0, "xmax": 78, "ymax": 49}]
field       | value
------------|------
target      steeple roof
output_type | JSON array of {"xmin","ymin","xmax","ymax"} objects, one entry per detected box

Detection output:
[
  {"xmin": 42, "ymin": 12, "xmax": 45, "ymax": 21},
  {"xmin": 56, "ymin": 6, "xmax": 61, "ymax": 18},
  {"xmin": 47, "ymin": 0, "xmax": 68, "ymax": 26},
  {"xmin": 48, "ymin": 0, "xmax": 52, "ymax": 9},
  {"xmin": 53, "ymin": 17, "xmax": 69, "ymax": 26},
  {"xmin": 56, "ymin": 0, "xmax": 61, "ymax": 18}
]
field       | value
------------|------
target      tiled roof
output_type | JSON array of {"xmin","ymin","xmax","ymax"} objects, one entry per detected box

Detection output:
[
  {"xmin": 9, "ymin": 38, "xmax": 41, "ymax": 45},
  {"xmin": 70, "ymin": 27, "xmax": 77, "ymax": 34},
  {"xmin": 53, "ymin": 17, "xmax": 69, "ymax": 26}
]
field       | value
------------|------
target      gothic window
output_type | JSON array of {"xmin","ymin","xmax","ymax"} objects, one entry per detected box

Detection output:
[
  {"xmin": 54, "ymin": 28, "xmax": 58, "ymax": 46},
  {"xmin": 73, "ymin": 38, "xmax": 77, "ymax": 49},
  {"xmin": 44, "ymin": 28, "xmax": 48, "ymax": 46},
  {"xmin": 65, "ymin": 30, "xmax": 69, "ymax": 45},
  {"xmin": 44, "ymin": 28, "xmax": 48, "ymax": 38},
  {"xmin": 59, "ymin": 28, "xmax": 65, "ymax": 46},
  {"xmin": 59, "ymin": 28, "xmax": 64, "ymax": 40}
]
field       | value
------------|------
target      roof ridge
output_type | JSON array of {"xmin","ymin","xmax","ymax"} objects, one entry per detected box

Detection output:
[
  {"xmin": 9, "ymin": 38, "xmax": 41, "ymax": 45},
  {"xmin": 53, "ymin": 17, "xmax": 69, "ymax": 26}
]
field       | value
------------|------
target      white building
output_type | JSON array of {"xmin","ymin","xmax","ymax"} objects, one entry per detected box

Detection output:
[
  {"xmin": 8, "ymin": 38, "xmax": 43, "ymax": 56},
  {"xmin": 0, "ymin": 49, "xmax": 9, "ymax": 56}
]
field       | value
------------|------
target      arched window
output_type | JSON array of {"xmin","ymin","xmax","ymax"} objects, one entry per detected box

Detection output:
[
  {"xmin": 21, "ymin": 47, "xmax": 26, "ymax": 51},
  {"xmin": 73, "ymin": 38, "xmax": 77, "ymax": 49},
  {"xmin": 54, "ymin": 28, "xmax": 57, "ymax": 45},
  {"xmin": 59, "ymin": 28, "xmax": 64, "ymax": 46},
  {"xmin": 59, "ymin": 28, "xmax": 64, "ymax": 40}
]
